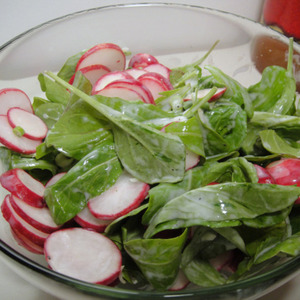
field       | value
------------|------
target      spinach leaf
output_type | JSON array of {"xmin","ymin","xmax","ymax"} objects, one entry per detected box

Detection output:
[
  {"xmin": 144, "ymin": 183, "xmax": 300, "ymax": 238},
  {"xmin": 57, "ymin": 50, "xmax": 85, "ymax": 82},
  {"xmin": 38, "ymin": 73, "xmax": 70, "ymax": 105},
  {"xmin": 46, "ymin": 72, "xmax": 186, "ymax": 184},
  {"xmin": 205, "ymin": 66, "xmax": 253, "ymax": 118},
  {"xmin": 124, "ymin": 229, "xmax": 188, "ymax": 290},
  {"xmin": 259, "ymin": 129, "xmax": 300, "ymax": 157},
  {"xmin": 44, "ymin": 139, "xmax": 122, "ymax": 225}
]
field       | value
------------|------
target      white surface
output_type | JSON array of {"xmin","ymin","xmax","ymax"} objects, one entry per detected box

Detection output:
[{"xmin": 1, "ymin": 1, "xmax": 299, "ymax": 300}]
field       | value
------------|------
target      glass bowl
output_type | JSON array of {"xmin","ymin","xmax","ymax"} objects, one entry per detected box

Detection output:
[{"xmin": 0, "ymin": 3, "xmax": 299, "ymax": 300}]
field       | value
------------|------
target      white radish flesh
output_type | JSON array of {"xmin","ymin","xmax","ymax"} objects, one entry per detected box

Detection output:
[
  {"xmin": 104, "ymin": 79, "xmax": 155, "ymax": 104},
  {"xmin": 125, "ymin": 68, "xmax": 147, "ymax": 79},
  {"xmin": 44, "ymin": 228, "xmax": 122, "ymax": 285},
  {"xmin": 96, "ymin": 85, "xmax": 146, "ymax": 103},
  {"xmin": 0, "ymin": 168, "xmax": 45, "ymax": 207},
  {"xmin": 7, "ymin": 107, "xmax": 48, "ymax": 140},
  {"xmin": 138, "ymin": 72, "xmax": 173, "ymax": 100},
  {"xmin": 1, "ymin": 195, "xmax": 49, "ymax": 246},
  {"xmin": 144, "ymin": 63, "xmax": 171, "ymax": 80},
  {"xmin": 92, "ymin": 71, "xmax": 133, "ymax": 94},
  {"xmin": 184, "ymin": 87, "xmax": 227, "ymax": 102},
  {"xmin": 185, "ymin": 149, "xmax": 200, "ymax": 170},
  {"xmin": 45, "ymin": 172, "xmax": 66, "ymax": 187},
  {"xmin": 88, "ymin": 172, "xmax": 149, "ymax": 220},
  {"xmin": 0, "ymin": 115, "xmax": 42, "ymax": 154},
  {"xmin": 168, "ymin": 269, "xmax": 189, "ymax": 291},
  {"xmin": 0, "ymin": 88, "xmax": 33, "ymax": 115},
  {"xmin": 74, "ymin": 206, "xmax": 112, "ymax": 232},
  {"xmin": 10, "ymin": 194, "xmax": 60, "ymax": 233},
  {"xmin": 69, "ymin": 64, "xmax": 111, "ymax": 86},
  {"xmin": 76, "ymin": 43, "xmax": 125, "ymax": 72}
]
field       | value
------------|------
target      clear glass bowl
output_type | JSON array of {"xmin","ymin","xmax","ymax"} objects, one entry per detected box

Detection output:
[{"xmin": 0, "ymin": 3, "xmax": 299, "ymax": 300}]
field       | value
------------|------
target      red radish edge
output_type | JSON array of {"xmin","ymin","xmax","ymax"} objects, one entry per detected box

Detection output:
[
  {"xmin": 0, "ymin": 168, "xmax": 45, "ymax": 207},
  {"xmin": 0, "ymin": 115, "xmax": 42, "ymax": 154},
  {"xmin": 88, "ymin": 172, "xmax": 149, "ymax": 220},
  {"xmin": 0, "ymin": 88, "xmax": 33, "ymax": 115},
  {"xmin": 76, "ymin": 43, "xmax": 125, "ymax": 72},
  {"xmin": 10, "ymin": 194, "xmax": 60, "ymax": 233}
]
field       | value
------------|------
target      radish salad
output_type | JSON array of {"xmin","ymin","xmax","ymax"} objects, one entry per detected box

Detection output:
[{"xmin": 0, "ymin": 39, "xmax": 300, "ymax": 291}]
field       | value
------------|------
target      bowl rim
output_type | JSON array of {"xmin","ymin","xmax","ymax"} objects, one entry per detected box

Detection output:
[{"xmin": 0, "ymin": 2, "xmax": 300, "ymax": 299}]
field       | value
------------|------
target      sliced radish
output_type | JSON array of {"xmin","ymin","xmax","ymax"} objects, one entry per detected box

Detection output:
[
  {"xmin": 92, "ymin": 70, "xmax": 133, "ymax": 94},
  {"xmin": 125, "ymin": 68, "xmax": 147, "ymax": 79},
  {"xmin": 168, "ymin": 269, "xmax": 189, "ymax": 291},
  {"xmin": 1, "ymin": 195, "xmax": 49, "ymax": 246},
  {"xmin": 184, "ymin": 87, "xmax": 227, "ymax": 102},
  {"xmin": 45, "ymin": 172, "xmax": 66, "ymax": 187},
  {"xmin": 266, "ymin": 158, "xmax": 300, "ymax": 204},
  {"xmin": 128, "ymin": 53, "xmax": 159, "ymax": 69},
  {"xmin": 0, "ymin": 168, "xmax": 45, "ymax": 207},
  {"xmin": 185, "ymin": 149, "xmax": 200, "ymax": 170},
  {"xmin": 10, "ymin": 227, "xmax": 44, "ymax": 255},
  {"xmin": 96, "ymin": 85, "xmax": 146, "ymax": 103},
  {"xmin": 74, "ymin": 206, "xmax": 112, "ymax": 232},
  {"xmin": 104, "ymin": 78, "xmax": 155, "ymax": 104},
  {"xmin": 10, "ymin": 194, "xmax": 60, "ymax": 233},
  {"xmin": 76, "ymin": 43, "xmax": 125, "ymax": 72},
  {"xmin": 7, "ymin": 107, "xmax": 48, "ymax": 140},
  {"xmin": 88, "ymin": 172, "xmax": 149, "ymax": 220},
  {"xmin": 0, "ymin": 88, "xmax": 33, "ymax": 115},
  {"xmin": 0, "ymin": 115, "xmax": 42, "ymax": 154},
  {"xmin": 44, "ymin": 228, "xmax": 122, "ymax": 285},
  {"xmin": 69, "ymin": 64, "xmax": 111, "ymax": 86},
  {"xmin": 138, "ymin": 72, "xmax": 173, "ymax": 100},
  {"xmin": 253, "ymin": 164, "xmax": 276, "ymax": 184},
  {"xmin": 144, "ymin": 63, "xmax": 171, "ymax": 80}
]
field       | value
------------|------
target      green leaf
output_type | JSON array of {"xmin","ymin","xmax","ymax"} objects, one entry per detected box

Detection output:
[
  {"xmin": 44, "ymin": 140, "xmax": 122, "ymax": 224},
  {"xmin": 57, "ymin": 50, "xmax": 85, "ymax": 82},
  {"xmin": 124, "ymin": 229, "xmax": 188, "ymax": 290},
  {"xmin": 38, "ymin": 73, "xmax": 70, "ymax": 105},
  {"xmin": 144, "ymin": 183, "xmax": 300, "ymax": 238},
  {"xmin": 205, "ymin": 65, "xmax": 253, "ymax": 118},
  {"xmin": 259, "ymin": 129, "xmax": 300, "ymax": 157}
]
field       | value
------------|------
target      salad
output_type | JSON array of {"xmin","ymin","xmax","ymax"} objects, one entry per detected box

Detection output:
[{"xmin": 0, "ymin": 39, "xmax": 299, "ymax": 291}]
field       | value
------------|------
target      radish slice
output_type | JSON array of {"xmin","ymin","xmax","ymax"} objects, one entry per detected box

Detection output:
[
  {"xmin": 45, "ymin": 172, "xmax": 66, "ymax": 187},
  {"xmin": 76, "ymin": 43, "xmax": 125, "ymax": 72},
  {"xmin": 0, "ymin": 168, "xmax": 45, "ymax": 207},
  {"xmin": 0, "ymin": 88, "xmax": 33, "ymax": 115},
  {"xmin": 184, "ymin": 87, "xmax": 227, "ymax": 102},
  {"xmin": 144, "ymin": 63, "xmax": 171, "ymax": 80},
  {"xmin": 10, "ymin": 194, "xmax": 60, "ymax": 233},
  {"xmin": 128, "ymin": 53, "xmax": 159, "ymax": 69},
  {"xmin": 92, "ymin": 71, "xmax": 133, "ymax": 94},
  {"xmin": 69, "ymin": 64, "xmax": 111, "ymax": 86},
  {"xmin": 1, "ymin": 195, "xmax": 49, "ymax": 246},
  {"xmin": 44, "ymin": 228, "xmax": 122, "ymax": 285},
  {"xmin": 88, "ymin": 172, "xmax": 149, "ymax": 220},
  {"xmin": 104, "ymin": 79, "xmax": 155, "ymax": 104},
  {"xmin": 96, "ymin": 85, "xmax": 146, "ymax": 103},
  {"xmin": 138, "ymin": 72, "xmax": 173, "ymax": 100},
  {"xmin": 7, "ymin": 107, "xmax": 48, "ymax": 140},
  {"xmin": 168, "ymin": 269, "xmax": 189, "ymax": 291},
  {"xmin": 74, "ymin": 206, "xmax": 112, "ymax": 232},
  {"xmin": 185, "ymin": 149, "xmax": 200, "ymax": 170},
  {"xmin": 0, "ymin": 115, "xmax": 42, "ymax": 154},
  {"xmin": 125, "ymin": 68, "xmax": 147, "ymax": 79},
  {"xmin": 10, "ymin": 227, "xmax": 44, "ymax": 255}
]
